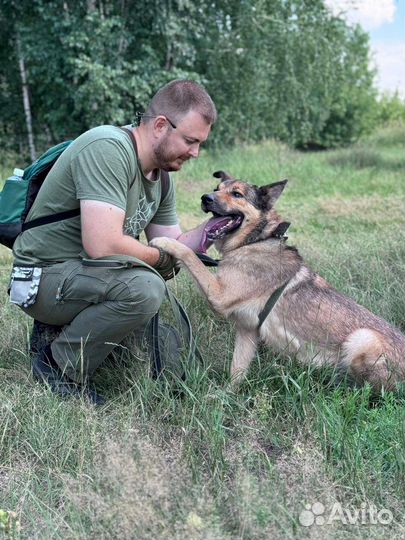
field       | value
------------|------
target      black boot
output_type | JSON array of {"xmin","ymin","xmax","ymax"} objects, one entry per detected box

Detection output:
[
  {"xmin": 29, "ymin": 320, "xmax": 63, "ymax": 355},
  {"xmin": 32, "ymin": 343, "xmax": 106, "ymax": 406}
]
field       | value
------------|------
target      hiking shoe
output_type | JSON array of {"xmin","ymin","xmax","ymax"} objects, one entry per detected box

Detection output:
[
  {"xmin": 30, "ymin": 320, "xmax": 63, "ymax": 355},
  {"xmin": 32, "ymin": 345, "xmax": 106, "ymax": 406}
]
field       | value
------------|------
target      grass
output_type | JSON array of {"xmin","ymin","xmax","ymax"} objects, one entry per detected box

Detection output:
[{"xmin": 0, "ymin": 123, "xmax": 404, "ymax": 539}]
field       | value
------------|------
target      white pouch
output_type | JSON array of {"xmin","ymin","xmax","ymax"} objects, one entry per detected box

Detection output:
[{"xmin": 9, "ymin": 266, "xmax": 42, "ymax": 308}]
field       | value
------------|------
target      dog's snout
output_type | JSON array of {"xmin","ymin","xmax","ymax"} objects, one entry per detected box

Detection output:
[{"xmin": 201, "ymin": 193, "xmax": 215, "ymax": 205}]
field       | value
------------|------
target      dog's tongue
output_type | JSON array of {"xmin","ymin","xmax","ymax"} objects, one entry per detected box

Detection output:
[{"xmin": 198, "ymin": 216, "xmax": 241, "ymax": 253}]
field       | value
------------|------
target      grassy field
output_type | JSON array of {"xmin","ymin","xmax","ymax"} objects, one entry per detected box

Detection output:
[{"xmin": 0, "ymin": 124, "xmax": 404, "ymax": 539}]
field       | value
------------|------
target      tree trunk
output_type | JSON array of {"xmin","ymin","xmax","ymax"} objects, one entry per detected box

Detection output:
[{"xmin": 16, "ymin": 32, "xmax": 36, "ymax": 161}]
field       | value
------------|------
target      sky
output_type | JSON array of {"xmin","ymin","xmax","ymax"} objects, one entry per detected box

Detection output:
[{"xmin": 324, "ymin": 0, "xmax": 405, "ymax": 97}]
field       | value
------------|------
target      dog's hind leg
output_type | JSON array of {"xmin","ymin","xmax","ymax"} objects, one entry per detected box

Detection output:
[{"xmin": 230, "ymin": 329, "xmax": 258, "ymax": 384}]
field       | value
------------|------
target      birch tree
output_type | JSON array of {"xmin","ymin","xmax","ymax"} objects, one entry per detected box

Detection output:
[{"xmin": 16, "ymin": 30, "xmax": 36, "ymax": 161}]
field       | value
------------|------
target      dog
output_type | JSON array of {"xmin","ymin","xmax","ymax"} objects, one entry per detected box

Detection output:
[{"xmin": 150, "ymin": 171, "xmax": 405, "ymax": 390}]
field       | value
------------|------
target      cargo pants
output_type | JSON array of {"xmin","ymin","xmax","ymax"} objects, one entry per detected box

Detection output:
[{"xmin": 22, "ymin": 259, "xmax": 166, "ymax": 383}]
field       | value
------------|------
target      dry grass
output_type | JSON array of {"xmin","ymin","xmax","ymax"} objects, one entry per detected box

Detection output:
[{"xmin": 63, "ymin": 434, "xmax": 226, "ymax": 540}]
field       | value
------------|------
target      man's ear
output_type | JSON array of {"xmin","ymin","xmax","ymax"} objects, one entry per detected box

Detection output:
[
  {"xmin": 153, "ymin": 115, "xmax": 169, "ymax": 135},
  {"xmin": 258, "ymin": 179, "xmax": 288, "ymax": 208},
  {"xmin": 213, "ymin": 170, "xmax": 235, "ymax": 182}
]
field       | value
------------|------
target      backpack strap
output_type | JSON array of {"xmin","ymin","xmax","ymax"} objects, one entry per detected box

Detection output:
[
  {"xmin": 120, "ymin": 126, "xmax": 170, "ymax": 203},
  {"xmin": 160, "ymin": 170, "xmax": 170, "ymax": 204},
  {"xmin": 22, "ymin": 208, "xmax": 80, "ymax": 232}
]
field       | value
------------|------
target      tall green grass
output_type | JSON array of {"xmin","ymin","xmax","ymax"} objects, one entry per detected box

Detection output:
[{"xmin": 0, "ymin": 124, "xmax": 404, "ymax": 539}]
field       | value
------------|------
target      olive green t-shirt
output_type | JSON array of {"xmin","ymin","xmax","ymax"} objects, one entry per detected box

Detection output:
[{"xmin": 13, "ymin": 125, "xmax": 178, "ymax": 265}]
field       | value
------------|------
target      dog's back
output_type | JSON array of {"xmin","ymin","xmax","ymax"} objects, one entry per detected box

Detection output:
[{"xmin": 256, "ymin": 259, "xmax": 405, "ymax": 390}]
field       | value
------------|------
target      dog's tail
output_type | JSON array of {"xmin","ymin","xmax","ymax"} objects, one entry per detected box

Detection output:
[{"xmin": 343, "ymin": 328, "xmax": 405, "ymax": 390}]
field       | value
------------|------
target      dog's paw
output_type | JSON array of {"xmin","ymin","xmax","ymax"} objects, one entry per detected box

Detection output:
[
  {"xmin": 149, "ymin": 237, "xmax": 187, "ymax": 258},
  {"xmin": 229, "ymin": 369, "xmax": 245, "ymax": 388},
  {"xmin": 149, "ymin": 236, "xmax": 171, "ymax": 250}
]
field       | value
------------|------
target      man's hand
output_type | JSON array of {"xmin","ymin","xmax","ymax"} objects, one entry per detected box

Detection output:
[{"xmin": 153, "ymin": 244, "xmax": 180, "ymax": 280}]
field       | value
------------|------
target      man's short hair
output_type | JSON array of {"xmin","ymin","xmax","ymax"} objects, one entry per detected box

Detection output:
[{"xmin": 144, "ymin": 80, "xmax": 217, "ymax": 126}]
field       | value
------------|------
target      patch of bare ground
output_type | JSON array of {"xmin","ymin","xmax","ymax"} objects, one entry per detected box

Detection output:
[{"xmin": 63, "ymin": 432, "xmax": 231, "ymax": 540}]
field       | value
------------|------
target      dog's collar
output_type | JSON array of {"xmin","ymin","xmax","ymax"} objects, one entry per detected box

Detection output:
[
  {"xmin": 242, "ymin": 220, "xmax": 291, "ymax": 248},
  {"xmin": 271, "ymin": 221, "xmax": 290, "ymax": 240},
  {"xmin": 196, "ymin": 222, "xmax": 291, "ymax": 267}
]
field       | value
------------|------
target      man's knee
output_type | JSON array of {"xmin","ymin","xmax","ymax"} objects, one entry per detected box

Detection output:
[
  {"xmin": 119, "ymin": 270, "xmax": 165, "ymax": 312},
  {"xmin": 137, "ymin": 272, "xmax": 166, "ymax": 311}
]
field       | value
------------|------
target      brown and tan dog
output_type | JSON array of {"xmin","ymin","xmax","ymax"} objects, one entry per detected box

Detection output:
[{"xmin": 151, "ymin": 171, "xmax": 405, "ymax": 390}]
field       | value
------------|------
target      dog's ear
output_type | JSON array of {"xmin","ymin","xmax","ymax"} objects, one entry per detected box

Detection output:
[
  {"xmin": 258, "ymin": 179, "xmax": 288, "ymax": 208},
  {"xmin": 213, "ymin": 170, "xmax": 235, "ymax": 182}
]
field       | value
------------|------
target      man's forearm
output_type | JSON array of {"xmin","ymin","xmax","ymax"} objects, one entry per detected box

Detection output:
[{"xmin": 86, "ymin": 233, "xmax": 161, "ymax": 266}]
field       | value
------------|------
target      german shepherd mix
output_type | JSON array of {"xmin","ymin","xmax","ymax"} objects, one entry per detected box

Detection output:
[{"xmin": 150, "ymin": 171, "xmax": 405, "ymax": 390}]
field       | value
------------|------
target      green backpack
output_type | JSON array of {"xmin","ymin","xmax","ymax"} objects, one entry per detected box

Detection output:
[{"xmin": 0, "ymin": 140, "xmax": 74, "ymax": 249}]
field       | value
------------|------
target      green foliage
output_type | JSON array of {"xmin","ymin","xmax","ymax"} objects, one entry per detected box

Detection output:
[
  {"xmin": 310, "ymin": 24, "xmax": 377, "ymax": 148},
  {"xmin": 0, "ymin": 0, "xmax": 381, "ymax": 156},
  {"xmin": 374, "ymin": 92, "xmax": 405, "ymax": 126}
]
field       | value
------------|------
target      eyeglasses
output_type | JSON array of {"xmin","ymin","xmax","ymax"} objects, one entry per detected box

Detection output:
[
  {"xmin": 135, "ymin": 112, "xmax": 177, "ymax": 129},
  {"xmin": 135, "ymin": 111, "xmax": 201, "ymax": 149}
]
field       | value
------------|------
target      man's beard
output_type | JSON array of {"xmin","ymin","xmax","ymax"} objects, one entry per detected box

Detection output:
[{"xmin": 153, "ymin": 134, "xmax": 188, "ymax": 171}]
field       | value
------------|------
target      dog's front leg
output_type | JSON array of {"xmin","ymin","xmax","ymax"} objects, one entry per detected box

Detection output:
[
  {"xmin": 149, "ymin": 237, "xmax": 224, "ymax": 306},
  {"xmin": 230, "ymin": 329, "xmax": 258, "ymax": 384}
]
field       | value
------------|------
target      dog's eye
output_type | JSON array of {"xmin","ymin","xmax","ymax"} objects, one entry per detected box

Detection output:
[{"xmin": 231, "ymin": 191, "xmax": 243, "ymax": 198}]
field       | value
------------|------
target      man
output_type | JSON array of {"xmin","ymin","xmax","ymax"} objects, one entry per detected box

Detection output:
[{"xmin": 11, "ymin": 79, "xmax": 217, "ymax": 404}]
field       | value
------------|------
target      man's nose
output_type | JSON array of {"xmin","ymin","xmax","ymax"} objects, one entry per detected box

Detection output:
[{"xmin": 188, "ymin": 144, "xmax": 200, "ymax": 158}]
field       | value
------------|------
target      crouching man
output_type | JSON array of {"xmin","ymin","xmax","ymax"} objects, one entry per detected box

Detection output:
[{"xmin": 10, "ymin": 80, "xmax": 216, "ymax": 405}]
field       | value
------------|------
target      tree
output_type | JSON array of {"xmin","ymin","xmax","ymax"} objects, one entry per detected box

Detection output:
[
  {"xmin": 0, "ymin": 0, "xmax": 379, "ymax": 156},
  {"xmin": 16, "ymin": 29, "xmax": 36, "ymax": 160}
]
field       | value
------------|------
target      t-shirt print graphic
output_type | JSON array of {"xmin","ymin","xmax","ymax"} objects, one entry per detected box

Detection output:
[{"xmin": 124, "ymin": 195, "xmax": 155, "ymax": 238}]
